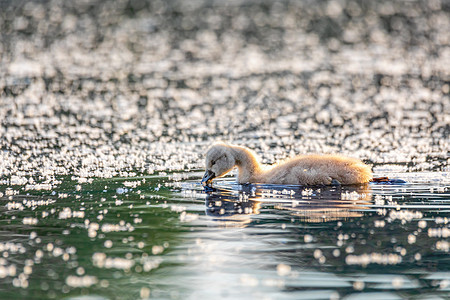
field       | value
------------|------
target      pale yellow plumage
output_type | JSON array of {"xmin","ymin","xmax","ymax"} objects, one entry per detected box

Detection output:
[{"xmin": 202, "ymin": 142, "xmax": 372, "ymax": 185}]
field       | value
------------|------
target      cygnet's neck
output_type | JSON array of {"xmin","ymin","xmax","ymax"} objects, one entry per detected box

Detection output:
[{"xmin": 229, "ymin": 145, "xmax": 263, "ymax": 183}]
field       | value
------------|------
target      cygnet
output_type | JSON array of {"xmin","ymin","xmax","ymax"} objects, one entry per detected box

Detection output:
[{"xmin": 202, "ymin": 142, "xmax": 372, "ymax": 186}]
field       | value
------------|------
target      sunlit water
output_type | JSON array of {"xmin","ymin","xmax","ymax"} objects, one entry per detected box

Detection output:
[
  {"xmin": 0, "ymin": 171, "xmax": 448, "ymax": 299},
  {"xmin": 1, "ymin": 0, "xmax": 449, "ymax": 299}
]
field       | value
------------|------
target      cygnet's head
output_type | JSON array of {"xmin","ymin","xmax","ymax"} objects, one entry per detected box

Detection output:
[{"xmin": 202, "ymin": 143, "xmax": 236, "ymax": 186}]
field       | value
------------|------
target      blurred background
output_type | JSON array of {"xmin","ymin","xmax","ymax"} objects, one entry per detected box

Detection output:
[{"xmin": 1, "ymin": 0, "xmax": 449, "ymax": 176}]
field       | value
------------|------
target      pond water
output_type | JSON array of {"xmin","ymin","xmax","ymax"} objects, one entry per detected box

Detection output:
[
  {"xmin": 0, "ymin": 171, "xmax": 449, "ymax": 299},
  {"xmin": 1, "ymin": 0, "xmax": 449, "ymax": 299}
]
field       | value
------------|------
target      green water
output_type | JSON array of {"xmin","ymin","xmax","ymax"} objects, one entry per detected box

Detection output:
[
  {"xmin": 1, "ymin": 172, "xmax": 449, "ymax": 299},
  {"xmin": 0, "ymin": 175, "xmax": 180, "ymax": 299}
]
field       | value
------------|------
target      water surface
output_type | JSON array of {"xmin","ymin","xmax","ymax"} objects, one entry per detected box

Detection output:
[
  {"xmin": 1, "ymin": 0, "xmax": 449, "ymax": 299},
  {"xmin": 0, "ymin": 171, "xmax": 449, "ymax": 299}
]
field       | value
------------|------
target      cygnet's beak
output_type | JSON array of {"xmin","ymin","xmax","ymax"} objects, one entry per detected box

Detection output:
[{"xmin": 201, "ymin": 170, "xmax": 215, "ymax": 186}]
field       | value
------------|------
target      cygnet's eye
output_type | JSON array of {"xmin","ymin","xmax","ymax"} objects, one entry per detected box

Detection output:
[
  {"xmin": 210, "ymin": 156, "xmax": 223, "ymax": 167},
  {"xmin": 208, "ymin": 159, "xmax": 217, "ymax": 168}
]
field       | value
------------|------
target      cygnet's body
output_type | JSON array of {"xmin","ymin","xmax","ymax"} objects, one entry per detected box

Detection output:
[{"xmin": 202, "ymin": 143, "xmax": 372, "ymax": 186}]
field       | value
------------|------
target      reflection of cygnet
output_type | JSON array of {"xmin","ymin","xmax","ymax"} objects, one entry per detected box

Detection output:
[
  {"xmin": 205, "ymin": 195, "xmax": 260, "ymax": 217},
  {"xmin": 202, "ymin": 142, "xmax": 372, "ymax": 186}
]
